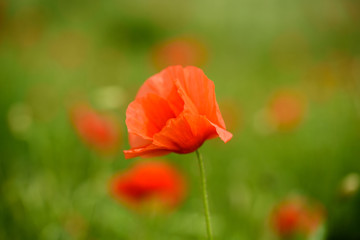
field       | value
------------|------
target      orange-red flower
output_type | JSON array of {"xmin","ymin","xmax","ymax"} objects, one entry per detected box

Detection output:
[
  {"xmin": 267, "ymin": 89, "xmax": 307, "ymax": 131},
  {"xmin": 124, "ymin": 65, "xmax": 232, "ymax": 159},
  {"xmin": 110, "ymin": 161, "xmax": 186, "ymax": 210},
  {"xmin": 271, "ymin": 197, "xmax": 325, "ymax": 238},
  {"xmin": 151, "ymin": 37, "xmax": 208, "ymax": 70},
  {"xmin": 70, "ymin": 102, "xmax": 121, "ymax": 155}
]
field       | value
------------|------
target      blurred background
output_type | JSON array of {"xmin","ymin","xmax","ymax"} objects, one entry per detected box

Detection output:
[{"xmin": 1, "ymin": 0, "xmax": 360, "ymax": 239}]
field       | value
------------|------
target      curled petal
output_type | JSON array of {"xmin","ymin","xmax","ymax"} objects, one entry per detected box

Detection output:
[
  {"xmin": 152, "ymin": 112, "xmax": 232, "ymax": 153},
  {"xmin": 136, "ymin": 66, "xmax": 185, "ymax": 115},
  {"xmin": 123, "ymin": 143, "xmax": 170, "ymax": 159},
  {"xmin": 176, "ymin": 66, "xmax": 227, "ymax": 129},
  {"xmin": 126, "ymin": 94, "xmax": 176, "ymax": 141},
  {"xmin": 128, "ymin": 133, "xmax": 151, "ymax": 149},
  {"xmin": 209, "ymin": 122, "xmax": 233, "ymax": 143}
]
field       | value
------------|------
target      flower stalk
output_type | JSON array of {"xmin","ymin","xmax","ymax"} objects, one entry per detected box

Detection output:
[{"xmin": 196, "ymin": 149, "xmax": 213, "ymax": 240}]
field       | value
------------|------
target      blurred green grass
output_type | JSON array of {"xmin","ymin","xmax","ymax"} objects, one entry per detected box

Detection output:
[{"xmin": 1, "ymin": 0, "xmax": 360, "ymax": 239}]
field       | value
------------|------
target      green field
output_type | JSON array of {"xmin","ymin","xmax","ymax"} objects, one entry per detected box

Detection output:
[{"xmin": 1, "ymin": 0, "xmax": 360, "ymax": 239}]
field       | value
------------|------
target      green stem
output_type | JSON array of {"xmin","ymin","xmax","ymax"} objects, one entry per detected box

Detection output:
[{"xmin": 196, "ymin": 149, "xmax": 213, "ymax": 240}]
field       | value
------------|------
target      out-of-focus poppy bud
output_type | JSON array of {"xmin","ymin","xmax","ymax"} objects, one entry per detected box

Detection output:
[
  {"xmin": 110, "ymin": 161, "xmax": 187, "ymax": 212},
  {"xmin": 267, "ymin": 89, "xmax": 307, "ymax": 131},
  {"xmin": 271, "ymin": 196, "xmax": 325, "ymax": 239},
  {"xmin": 70, "ymin": 102, "xmax": 121, "ymax": 155},
  {"xmin": 151, "ymin": 36, "xmax": 208, "ymax": 70}
]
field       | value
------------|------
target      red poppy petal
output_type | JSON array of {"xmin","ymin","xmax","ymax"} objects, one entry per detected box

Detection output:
[
  {"xmin": 71, "ymin": 103, "xmax": 121, "ymax": 154},
  {"xmin": 128, "ymin": 133, "xmax": 152, "ymax": 148},
  {"xmin": 174, "ymin": 79, "xmax": 199, "ymax": 114},
  {"xmin": 209, "ymin": 122, "xmax": 233, "ymax": 143},
  {"xmin": 123, "ymin": 144, "xmax": 170, "ymax": 159},
  {"xmin": 110, "ymin": 161, "xmax": 186, "ymax": 209},
  {"xmin": 176, "ymin": 66, "xmax": 227, "ymax": 129},
  {"xmin": 152, "ymin": 112, "xmax": 231, "ymax": 153},
  {"xmin": 136, "ymin": 66, "xmax": 185, "ymax": 115},
  {"xmin": 126, "ymin": 93, "xmax": 176, "ymax": 142}
]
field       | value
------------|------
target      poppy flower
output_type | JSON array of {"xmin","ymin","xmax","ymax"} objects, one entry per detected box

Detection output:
[
  {"xmin": 123, "ymin": 65, "xmax": 232, "ymax": 159},
  {"xmin": 151, "ymin": 37, "xmax": 208, "ymax": 70},
  {"xmin": 267, "ymin": 89, "xmax": 307, "ymax": 131},
  {"xmin": 271, "ymin": 197, "xmax": 325, "ymax": 238},
  {"xmin": 110, "ymin": 161, "xmax": 186, "ymax": 210},
  {"xmin": 70, "ymin": 102, "xmax": 121, "ymax": 155}
]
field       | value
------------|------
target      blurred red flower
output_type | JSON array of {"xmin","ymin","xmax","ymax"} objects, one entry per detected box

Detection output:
[
  {"xmin": 151, "ymin": 37, "xmax": 207, "ymax": 70},
  {"xmin": 271, "ymin": 197, "xmax": 325, "ymax": 238},
  {"xmin": 70, "ymin": 102, "xmax": 121, "ymax": 155},
  {"xmin": 110, "ymin": 161, "xmax": 186, "ymax": 210},
  {"xmin": 123, "ymin": 65, "xmax": 232, "ymax": 159},
  {"xmin": 267, "ymin": 89, "xmax": 307, "ymax": 131}
]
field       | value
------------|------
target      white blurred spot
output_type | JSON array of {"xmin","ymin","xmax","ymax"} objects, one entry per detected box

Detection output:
[
  {"xmin": 341, "ymin": 173, "xmax": 359, "ymax": 196},
  {"xmin": 93, "ymin": 86, "xmax": 126, "ymax": 110}
]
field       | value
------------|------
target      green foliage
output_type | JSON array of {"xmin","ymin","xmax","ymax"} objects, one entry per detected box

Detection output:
[{"xmin": 1, "ymin": 0, "xmax": 360, "ymax": 239}]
